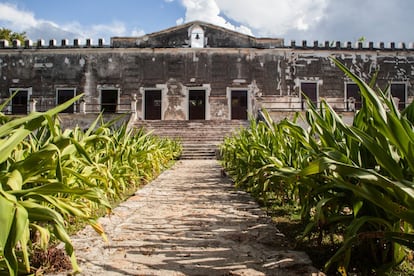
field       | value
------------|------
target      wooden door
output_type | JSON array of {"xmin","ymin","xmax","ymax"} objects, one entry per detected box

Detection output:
[
  {"xmin": 145, "ymin": 90, "xmax": 162, "ymax": 120},
  {"xmin": 231, "ymin": 90, "xmax": 247, "ymax": 120}
]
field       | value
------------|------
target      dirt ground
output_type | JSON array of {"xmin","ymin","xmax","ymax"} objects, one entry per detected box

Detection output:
[{"xmin": 54, "ymin": 160, "xmax": 323, "ymax": 276}]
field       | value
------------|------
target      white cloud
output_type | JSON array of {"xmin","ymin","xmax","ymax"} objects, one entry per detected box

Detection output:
[
  {"xmin": 214, "ymin": 0, "xmax": 329, "ymax": 37},
  {"xmin": 131, "ymin": 28, "xmax": 145, "ymax": 37},
  {"xmin": 0, "ymin": 3, "xmax": 143, "ymax": 44},
  {"xmin": 180, "ymin": 0, "xmax": 414, "ymax": 43},
  {"xmin": 179, "ymin": 0, "xmax": 328, "ymax": 37},
  {"xmin": 310, "ymin": 0, "xmax": 414, "ymax": 43},
  {"xmin": 180, "ymin": 0, "xmax": 253, "ymax": 35},
  {"xmin": 75, "ymin": 21, "xmax": 127, "ymax": 40},
  {"xmin": 176, "ymin": 18, "xmax": 184, "ymax": 25},
  {"xmin": 0, "ymin": 3, "xmax": 37, "ymax": 30}
]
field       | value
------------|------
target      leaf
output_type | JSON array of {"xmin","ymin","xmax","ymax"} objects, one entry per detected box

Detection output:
[
  {"xmin": 401, "ymin": 100, "xmax": 414, "ymax": 124},
  {"xmin": 88, "ymin": 220, "xmax": 108, "ymax": 243},
  {"xmin": 4, "ymin": 203, "xmax": 30, "ymax": 275},
  {"xmin": 0, "ymin": 128, "xmax": 33, "ymax": 164},
  {"xmin": 0, "ymin": 90, "xmax": 19, "ymax": 112},
  {"xmin": 0, "ymin": 194, "xmax": 15, "ymax": 251},
  {"xmin": 348, "ymin": 126, "xmax": 404, "ymax": 180},
  {"xmin": 385, "ymin": 232, "xmax": 414, "ymax": 250},
  {"xmin": 6, "ymin": 170, "xmax": 23, "ymax": 191},
  {"xmin": 19, "ymin": 200, "xmax": 65, "ymax": 225},
  {"xmin": 30, "ymin": 224, "xmax": 50, "ymax": 250},
  {"xmin": 353, "ymin": 200, "xmax": 363, "ymax": 217}
]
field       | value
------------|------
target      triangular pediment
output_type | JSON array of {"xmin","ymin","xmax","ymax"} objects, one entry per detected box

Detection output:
[{"xmin": 111, "ymin": 21, "xmax": 284, "ymax": 48}]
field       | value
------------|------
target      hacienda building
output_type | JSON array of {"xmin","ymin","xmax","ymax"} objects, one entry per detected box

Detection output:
[{"xmin": 0, "ymin": 21, "xmax": 413, "ymax": 124}]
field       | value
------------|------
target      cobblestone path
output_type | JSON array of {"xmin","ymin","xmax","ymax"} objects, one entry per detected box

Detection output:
[{"xmin": 63, "ymin": 160, "xmax": 322, "ymax": 276}]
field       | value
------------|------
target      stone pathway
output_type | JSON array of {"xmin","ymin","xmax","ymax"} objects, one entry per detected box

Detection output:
[{"xmin": 62, "ymin": 160, "xmax": 322, "ymax": 275}]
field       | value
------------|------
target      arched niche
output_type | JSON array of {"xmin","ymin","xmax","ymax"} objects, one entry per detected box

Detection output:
[{"xmin": 189, "ymin": 25, "xmax": 205, "ymax": 48}]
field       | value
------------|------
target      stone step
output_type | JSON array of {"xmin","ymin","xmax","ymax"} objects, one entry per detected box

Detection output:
[
  {"xmin": 181, "ymin": 152, "xmax": 217, "ymax": 158},
  {"xmin": 180, "ymin": 154, "xmax": 216, "ymax": 160},
  {"xmin": 131, "ymin": 120, "xmax": 248, "ymax": 159},
  {"xmin": 181, "ymin": 144, "xmax": 219, "ymax": 160}
]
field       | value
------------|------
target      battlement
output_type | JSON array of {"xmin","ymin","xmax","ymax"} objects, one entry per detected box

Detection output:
[
  {"xmin": 0, "ymin": 38, "xmax": 108, "ymax": 49},
  {"xmin": 289, "ymin": 40, "xmax": 414, "ymax": 51},
  {"xmin": 0, "ymin": 38, "xmax": 413, "ymax": 51}
]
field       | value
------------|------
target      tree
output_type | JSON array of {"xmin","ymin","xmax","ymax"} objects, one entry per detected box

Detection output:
[{"xmin": 0, "ymin": 27, "xmax": 27, "ymax": 44}]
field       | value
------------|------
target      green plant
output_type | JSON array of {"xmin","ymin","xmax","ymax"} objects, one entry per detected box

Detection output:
[
  {"xmin": 220, "ymin": 57, "xmax": 414, "ymax": 274},
  {"xmin": 0, "ymin": 95, "xmax": 111, "ymax": 275},
  {"xmin": 0, "ymin": 95, "xmax": 182, "ymax": 275},
  {"xmin": 298, "ymin": 58, "xmax": 414, "ymax": 274}
]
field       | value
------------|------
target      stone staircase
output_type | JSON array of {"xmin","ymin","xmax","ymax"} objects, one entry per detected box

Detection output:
[{"xmin": 131, "ymin": 120, "xmax": 249, "ymax": 159}]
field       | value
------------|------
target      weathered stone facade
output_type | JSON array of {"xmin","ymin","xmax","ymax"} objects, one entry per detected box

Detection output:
[{"xmin": 0, "ymin": 21, "xmax": 413, "ymax": 122}]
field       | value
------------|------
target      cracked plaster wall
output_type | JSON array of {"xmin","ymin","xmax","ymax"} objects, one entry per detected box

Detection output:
[{"xmin": 0, "ymin": 48, "xmax": 413, "ymax": 119}]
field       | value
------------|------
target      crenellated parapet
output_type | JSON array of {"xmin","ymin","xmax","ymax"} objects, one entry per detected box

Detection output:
[
  {"xmin": 0, "ymin": 38, "xmax": 107, "ymax": 49},
  {"xmin": 1, "ymin": 37, "xmax": 413, "ymax": 51},
  {"xmin": 0, "ymin": 20, "xmax": 413, "ymax": 51},
  {"xmin": 289, "ymin": 40, "xmax": 414, "ymax": 51}
]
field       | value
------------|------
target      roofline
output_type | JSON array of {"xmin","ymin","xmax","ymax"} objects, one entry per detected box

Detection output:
[{"xmin": 111, "ymin": 20, "xmax": 283, "ymax": 41}]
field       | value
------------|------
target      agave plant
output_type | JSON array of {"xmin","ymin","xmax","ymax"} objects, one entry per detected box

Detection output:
[
  {"xmin": 220, "ymin": 57, "xmax": 414, "ymax": 274},
  {"xmin": 0, "ymin": 95, "xmax": 111, "ymax": 275},
  {"xmin": 298, "ymin": 58, "xmax": 414, "ymax": 274},
  {"xmin": 0, "ymin": 95, "xmax": 182, "ymax": 275},
  {"xmin": 221, "ymin": 114, "xmax": 310, "ymax": 205}
]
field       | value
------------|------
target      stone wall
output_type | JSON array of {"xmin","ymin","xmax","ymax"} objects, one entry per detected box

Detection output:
[
  {"xmin": 0, "ymin": 41, "xmax": 413, "ymax": 121},
  {"xmin": 58, "ymin": 113, "xmax": 131, "ymax": 130}
]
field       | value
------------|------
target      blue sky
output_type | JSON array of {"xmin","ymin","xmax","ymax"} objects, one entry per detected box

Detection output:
[
  {"xmin": 1, "ymin": 0, "xmax": 413, "ymax": 46},
  {"xmin": 16, "ymin": 0, "xmax": 184, "ymax": 35}
]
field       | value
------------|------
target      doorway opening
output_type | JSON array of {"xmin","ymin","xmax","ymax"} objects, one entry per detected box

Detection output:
[
  {"xmin": 189, "ymin": 90, "xmax": 206, "ymax": 120},
  {"xmin": 145, "ymin": 90, "xmax": 162, "ymax": 120},
  {"xmin": 300, "ymin": 82, "xmax": 318, "ymax": 109},
  {"xmin": 346, "ymin": 83, "xmax": 362, "ymax": 111},
  {"xmin": 231, "ymin": 90, "xmax": 247, "ymax": 120}
]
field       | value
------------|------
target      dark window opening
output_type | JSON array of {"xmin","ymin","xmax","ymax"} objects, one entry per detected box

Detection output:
[
  {"xmin": 301, "ymin": 82, "xmax": 317, "ymax": 109},
  {"xmin": 57, "ymin": 89, "xmax": 75, "ymax": 113},
  {"xmin": 390, "ymin": 83, "xmax": 406, "ymax": 110},
  {"xmin": 346, "ymin": 83, "xmax": 362, "ymax": 111},
  {"xmin": 11, "ymin": 89, "xmax": 28, "ymax": 114},
  {"xmin": 101, "ymin": 89, "xmax": 118, "ymax": 113}
]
